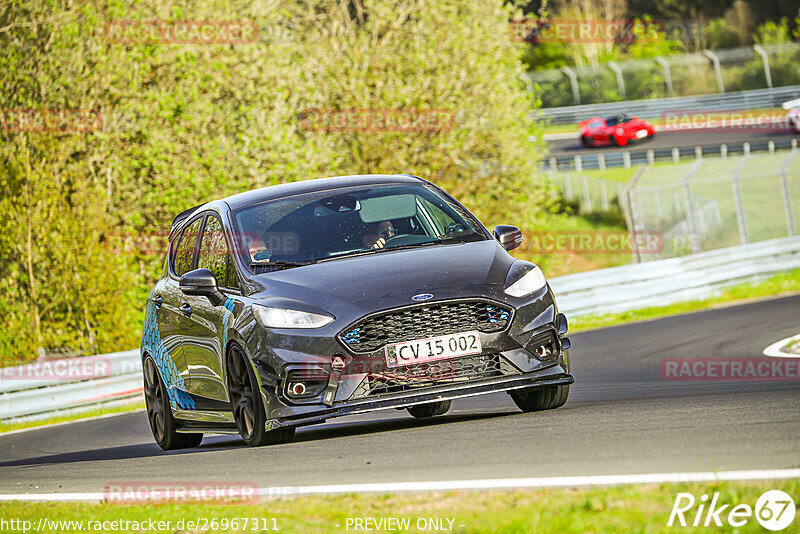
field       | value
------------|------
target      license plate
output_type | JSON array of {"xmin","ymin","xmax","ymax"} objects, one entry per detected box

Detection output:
[
  {"xmin": 385, "ymin": 331, "xmax": 482, "ymax": 368},
  {"xmin": 636, "ymin": 129, "xmax": 648, "ymax": 138}
]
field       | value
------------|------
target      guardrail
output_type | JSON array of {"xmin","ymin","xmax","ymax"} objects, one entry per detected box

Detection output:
[
  {"xmin": 545, "ymin": 138, "xmax": 799, "ymax": 171},
  {"xmin": 2, "ymin": 236, "xmax": 799, "ymax": 422},
  {"xmin": 550, "ymin": 236, "xmax": 800, "ymax": 317},
  {"xmin": 538, "ymin": 85, "xmax": 800, "ymax": 126},
  {"xmin": 0, "ymin": 350, "xmax": 141, "ymax": 422}
]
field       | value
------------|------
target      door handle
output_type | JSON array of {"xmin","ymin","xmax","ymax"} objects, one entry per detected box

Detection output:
[
  {"xmin": 180, "ymin": 303, "xmax": 192, "ymax": 317},
  {"xmin": 151, "ymin": 295, "xmax": 163, "ymax": 308}
]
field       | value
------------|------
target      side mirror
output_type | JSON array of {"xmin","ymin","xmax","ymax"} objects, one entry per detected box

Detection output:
[
  {"xmin": 493, "ymin": 225, "xmax": 524, "ymax": 251},
  {"xmin": 180, "ymin": 268, "xmax": 225, "ymax": 306}
]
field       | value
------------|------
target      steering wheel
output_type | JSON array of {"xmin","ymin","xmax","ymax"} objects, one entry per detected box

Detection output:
[{"xmin": 382, "ymin": 234, "xmax": 408, "ymax": 246}]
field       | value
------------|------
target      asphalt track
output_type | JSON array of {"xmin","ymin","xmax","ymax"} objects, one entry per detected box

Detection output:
[
  {"xmin": 0, "ymin": 295, "xmax": 798, "ymax": 495},
  {"xmin": 547, "ymin": 125, "xmax": 800, "ymax": 157}
]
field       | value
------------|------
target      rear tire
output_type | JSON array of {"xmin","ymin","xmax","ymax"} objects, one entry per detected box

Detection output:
[
  {"xmin": 143, "ymin": 358, "xmax": 203, "ymax": 450},
  {"xmin": 227, "ymin": 345, "xmax": 295, "ymax": 447},
  {"xmin": 407, "ymin": 400, "xmax": 452, "ymax": 418},
  {"xmin": 510, "ymin": 384, "xmax": 570, "ymax": 412}
]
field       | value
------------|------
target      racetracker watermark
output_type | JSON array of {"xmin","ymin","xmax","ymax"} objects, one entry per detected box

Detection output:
[
  {"xmin": 660, "ymin": 111, "xmax": 791, "ymax": 132},
  {"xmin": 103, "ymin": 481, "xmax": 271, "ymax": 503},
  {"xmin": 0, "ymin": 108, "xmax": 103, "ymax": 133},
  {"xmin": 668, "ymin": 490, "xmax": 796, "ymax": 530},
  {"xmin": 298, "ymin": 109, "xmax": 455, "ymax": 133},
  {"xmin": 0, "ymin": 356, "xmax": 112, "ymax": 381},
  {"xmin": 661, "ymin": 358, "xmax": 800, "ymax": 382},
  {"xmin": 518, "ymin": 230, "xmax": 663, "ymax": 254},
  {"xmin": 105, "ymin": 20, "xmax": 259, "ymax": 44},
  {"xmin": 102, "ymin": 230, "xmax": 300, "ymax": 257},
  {"xmin": 509, "ymin": 18, "xmax": 664, "ymax": 44}
]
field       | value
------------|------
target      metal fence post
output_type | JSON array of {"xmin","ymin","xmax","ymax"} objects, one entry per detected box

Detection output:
[
  {"xmin": 598, "ymin": 153, "xmax": 606, "ymax": 172},
  {"xmin": 655, "ymin": 57, "xmax": 674, "ymax": 97},
  {"xmin": 752, "ymin": 45, "xmax": 772, "ymax": 89},
  {"xmin": 780, "ymin": 149, "xmax": 798, "ymax": 236},
  {"xmin": 703, "ymin": 50, "xmax": 725, "ymax": 94},
  {"xmin": 721, "ymin": 144, "xmax": 727, "ymax": 159},
  {"xmin": 732, "ymin": 155, "xmax": 751, "ymax": 244},
  {"xmin": 549, "ymin": 156, "xmax": 557, "ymax": 171},
  {"xmin": 672, "ymin": 147, "xmax": 680, "ymax": 163},
  {"xmin": 600, "ymin": 179, "xmax": 609, "ymax": 211},
  {"xmin": 683, "ymin": 160, "xmax": 703, "ymax": 254},
  {"xmin": 623, "ymin": 151, "xmax": 631, "ymax": 169},
  {"xmin": 564, "ymin": 173, "xmax": 573, "ymax": 201},
  {"xmin": 623, "ymin": 166, "xmax": 647, "ymax": 263},
  {"xmin": 561, "ymin": 66, "xmax": 581, "ymax": 105},
  {"xmin": 581, "ymin": 175, "xmax": 592, "ymax": 212},
  {"xmin": 647, "ymin": 149, "xmax": 655, "ymax": 165},
  {"xmin": 608, "ymin": 61, "xmax": 626, "ymax": 101},
  {"xmin": 575, "ymin": 154, "xmax": 583, "ymax": 172}
]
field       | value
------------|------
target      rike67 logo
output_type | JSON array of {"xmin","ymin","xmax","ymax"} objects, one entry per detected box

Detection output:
[{"xmin": 668, "ymin": 490, "xmax": 796, "ymax": 530}]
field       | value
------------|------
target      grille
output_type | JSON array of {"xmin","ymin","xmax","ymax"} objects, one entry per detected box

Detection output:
[
  {"xmin": 339, "ymin": 300, "xmax": 513, "ymax": 353},
  {"xmin": 349, "ymin": 353, "xmax": 518, "ymax": 399}
]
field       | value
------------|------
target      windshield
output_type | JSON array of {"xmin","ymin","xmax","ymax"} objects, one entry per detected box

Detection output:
[{"xmin": 232, "ymin": 183, "xmax": 487, "ymax": 271}]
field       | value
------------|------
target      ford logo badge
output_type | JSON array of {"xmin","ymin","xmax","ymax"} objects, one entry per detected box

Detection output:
[{"xmin": 411, "ymin": 293, "xmax": 433, "ymax": 302}]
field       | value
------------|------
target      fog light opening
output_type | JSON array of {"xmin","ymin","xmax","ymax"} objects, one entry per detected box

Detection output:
[{"xmin": 290, "ymin": 382, "xmax": 307, "ymax": 396}]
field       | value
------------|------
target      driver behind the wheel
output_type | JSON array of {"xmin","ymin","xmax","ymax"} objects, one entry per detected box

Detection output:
[{"xmin": 362, "ymin": 220, "xmax": 396, "ymax": 249}]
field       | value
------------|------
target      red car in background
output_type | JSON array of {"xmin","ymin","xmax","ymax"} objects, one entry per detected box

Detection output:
[{"xmin": 579, "ymin": 114, "xmax": 656, "ymax": 147}]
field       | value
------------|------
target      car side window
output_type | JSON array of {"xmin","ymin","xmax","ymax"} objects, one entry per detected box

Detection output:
[
  {"xmin": 197, "ymin": 215, "xmax": 228, "ymax": 287},
  {"xmin": 225, "ymin": 253, "xmax": 240, "ymax": 289},
  {"xmin": 174, "ymin": 217, "xmax": 203, "ymax": 277}
]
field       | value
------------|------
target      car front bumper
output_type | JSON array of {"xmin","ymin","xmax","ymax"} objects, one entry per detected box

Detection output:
[
  {"xmin": 246, "ymin": 284, "xmax": 571, "ymax": 426},
  {"xmin": 263, "ymin": 364, "xmax": 574, "ymax": 430}
]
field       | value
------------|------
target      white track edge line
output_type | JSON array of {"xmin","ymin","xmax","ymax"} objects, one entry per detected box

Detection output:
[
  {"xmin": 763, "ymin": 334, "xmax": 800, "ymax": 358},
  {"xmin": 1, "ymin": 469, "xmax": 799, "ymax": 502}
]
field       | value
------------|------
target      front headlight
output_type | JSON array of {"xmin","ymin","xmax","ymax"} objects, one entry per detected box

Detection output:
[
  {"xmin": 504, "ymin": 266, "xmax": 547, "ymax": 297},
  {"xmin": 252, "ymin": 305, "xmax": 334, "ymax": 329}
]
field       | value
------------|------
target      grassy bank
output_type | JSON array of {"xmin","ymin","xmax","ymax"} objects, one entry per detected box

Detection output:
[
  {"xmin": 1, "ymin": 480, "xmax": 796, "ymax": 533},
  {"xmin": 0, "ymin": 402, "xmax": 144, "ymax": 435},
  {"xmin": 570, "ymin": 268, "xmax": 800, "ymax": 332}
]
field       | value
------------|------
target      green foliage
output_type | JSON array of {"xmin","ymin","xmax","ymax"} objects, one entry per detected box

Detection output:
[{"xmin": 0, "ymin": 0, "xmax": 549, "ymax": 362}]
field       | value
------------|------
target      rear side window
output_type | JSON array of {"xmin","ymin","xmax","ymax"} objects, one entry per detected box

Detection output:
[
  {"xmin": 225, "ymin": 253, "xmax": 240, "ymax": 289},
  {"xmin": 198, "ymin": 216, "xmax": 228, "ymax": 287},
  {"xmin": 173, "ymin": 218, "xmax": 203, "ymax": 276}
]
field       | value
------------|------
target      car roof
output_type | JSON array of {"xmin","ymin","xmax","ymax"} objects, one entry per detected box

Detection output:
[{"xmin": 222, "ymin": 174, "xmax": 424, "ymax": 210}]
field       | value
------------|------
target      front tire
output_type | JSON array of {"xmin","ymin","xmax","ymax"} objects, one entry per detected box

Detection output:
[
  {"xmin": 510, "ymin": 384, "xmax": 570, "ymax": 412},
  {"xmin": 227, "ymin": 345, "xmax": 295, "ymax": 447},
  {"xmin": 407, "ymin": 400, "xmax": 452, "ymax": 418},
  {"xmin": 143, "ymin": 358, "xmax": 203, "ymax": 450}
]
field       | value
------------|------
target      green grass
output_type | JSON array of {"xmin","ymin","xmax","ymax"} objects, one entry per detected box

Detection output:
[
  {"xmin": 0, "ymin": 480, "xmax": 796, "ymax": 533},
  {"xmin": 0, "ymin": 401, "xmax": 144, "ymax": 434},
  {"xmin": 571, "ymin": 268, "xmax": 800, "ymax": 332}
]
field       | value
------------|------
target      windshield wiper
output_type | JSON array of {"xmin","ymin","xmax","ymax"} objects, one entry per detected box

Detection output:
[
  {"xmin": 251, "ymin": 260, "xmax": 315, "ymax": 271},
  {"xmin": 317, "ymin": 240, "xmax": 442, "ymax": 263}
]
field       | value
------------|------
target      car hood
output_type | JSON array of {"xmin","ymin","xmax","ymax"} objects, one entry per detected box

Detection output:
[{"xmin": 248, "ymin": 240, "xmax": 516, "ymax": 316}]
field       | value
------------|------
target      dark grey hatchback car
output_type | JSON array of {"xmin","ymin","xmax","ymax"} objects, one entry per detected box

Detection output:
[{"xmin": 141, "ymin": 174, "xmax": 573, "ymax": 449}]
